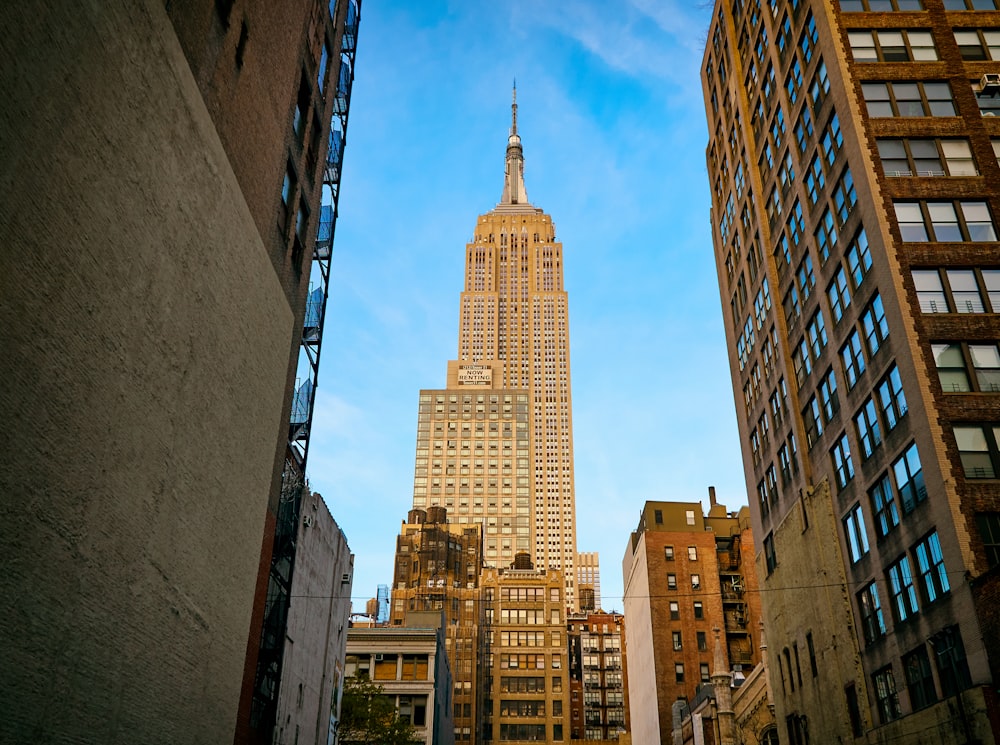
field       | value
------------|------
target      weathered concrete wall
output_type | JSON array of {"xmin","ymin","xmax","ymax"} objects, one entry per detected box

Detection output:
[
  {"xmin": 0, "ymin": 1, "xmax": 294, "ymax": 742},
  {"xmin": 274, "ymin": 495, "xmax": 354, "ymax": 745},
  {"xmin": 622, "ymin": 534, "xmax": 659, "ymax": 745}
]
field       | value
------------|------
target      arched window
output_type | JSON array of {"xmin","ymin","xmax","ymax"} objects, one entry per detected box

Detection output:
[{"xmin": 760, "ymin": 726, "xmax": 779, "ymax": 745}]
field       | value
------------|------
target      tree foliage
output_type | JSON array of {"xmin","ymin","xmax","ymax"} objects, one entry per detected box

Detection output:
[{"xmin": 338, "ymin": 677, "xmax": 419, "ymax": 745}]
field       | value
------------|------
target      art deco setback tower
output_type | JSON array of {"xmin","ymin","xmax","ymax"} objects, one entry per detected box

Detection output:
[
  {"xmin": 412, "ymin": 90, "xmax": 580, "ymax": 607},
  {"xmin": 702, "ymin": 1, "xmax": 1000, "ymax": 743}
]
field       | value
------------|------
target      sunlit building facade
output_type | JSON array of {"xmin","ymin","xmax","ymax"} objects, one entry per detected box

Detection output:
[{"xmin": 702, "ymin": 1, "xmax": 1000, "ymax": 742}]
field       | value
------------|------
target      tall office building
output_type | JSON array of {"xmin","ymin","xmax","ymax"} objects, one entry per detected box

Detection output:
[
  {"xmin": 481, "ymin": 559, "xmax": 571, "ymax": 744},
  {"xmin": 411, "ymin": 89, "xmax": 580, "ymax": 607},
  {"xmin": 390, "ymin": 508, "xmax": 486, "ymax": 743},
  {"xmin": 702, "ymin": 1, "xmax": 1000, "ymax": 742}
]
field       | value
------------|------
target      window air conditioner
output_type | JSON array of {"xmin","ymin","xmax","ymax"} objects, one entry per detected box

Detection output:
[{"xmin": 980, "ymin": 73, "xmax": 1000, "ymax": 96}]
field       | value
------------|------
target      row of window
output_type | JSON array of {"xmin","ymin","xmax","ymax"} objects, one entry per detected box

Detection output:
[
  {"xmin": 856, "ymin": 529, "xmax": 948, "ymax": 646},
  {"xmin": 872, "ymin": 626, "xmax": 972, "ymax": 727},
  {"xmin": 842, "ymin": 0, "xmax": 1000, "ymax": 9},
  {"xmin": 894, "ymin": 200, "xmax": 997, "ymax": 242},
  {"xmin": 863, "ymin": 78, "xmax": 1000, "ymax": 118},
  {"xmin": 849, "ymin": 28, "xmax": 1000, "ymax": 63},
  {"xmin": 913, "ymin": 268, "xmax": 1000, "ymax": 314}
]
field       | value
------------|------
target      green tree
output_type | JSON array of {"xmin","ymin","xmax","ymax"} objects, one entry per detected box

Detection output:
[{"xmin": 338, "ymin": 677, "xmax": 420, "ymax": 745}]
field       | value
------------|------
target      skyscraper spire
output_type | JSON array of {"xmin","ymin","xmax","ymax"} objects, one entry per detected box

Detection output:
[
  {"xmin": 511, "ymin": 80, "xmax": 518, "ymax": 136},
  {"xmin": 500, "ymin": 83, "xmax": 529, "ymax": 207}
]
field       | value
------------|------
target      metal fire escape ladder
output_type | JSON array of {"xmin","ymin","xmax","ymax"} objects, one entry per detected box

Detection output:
[{"xmin": 250, "ymin": 0, "xmax": 362, "ymax": 737}]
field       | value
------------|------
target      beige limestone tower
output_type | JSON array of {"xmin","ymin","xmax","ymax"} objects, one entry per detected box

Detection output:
[{"xmin": 412, "ymin": 88, "xmax": 580, "ymax": 608}]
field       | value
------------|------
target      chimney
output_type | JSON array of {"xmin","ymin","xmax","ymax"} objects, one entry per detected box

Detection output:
[{"xmin": 709, "ymin": 486, "xmax": 717, "ymax": 507}]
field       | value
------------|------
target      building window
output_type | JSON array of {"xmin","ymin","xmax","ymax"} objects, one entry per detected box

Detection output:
[
  {"xmin": 810, "ymin": 59, "xmax": 831, "ymax": 104},
  {"xmin": 935, "ymin": 343, "xmax": 1000, "ymax": 392},
  {"xmin": 832, "ymin": 433, "xmax": 856, "ymax": 490},
  {"xmin": 887, "ymin": 554, "xmax": 919, "ymax": 622},
  {"xmin": 804, "ymin": 396, "xmax": 824, "ymax": 447},
  {"xmin": 870, "ymin": 474, "xmax": 900, "ymax": 538},
  {"xmin": 976, "ymin": 512, "xmax": 1000, "ymax": 567},
  {"xmin": 764, "ymin": 532, "xmax": 777, "ymax": 574},
  {"xmin": 915, "ymin": 268, "xmax": 1000, "ymax": 314},
  {"xmin": 858, "ymin": 581, "xmax": 887, "ymax": 643},
  {"xmin": 861, "ymin": 293, "xmax": 889, "ymax": 356},
  {"xmin": 841, "ymin": 330, "xmax": 867, "ymax": 389},
  {"xmin": 873, "ymin": 666, "xmax": 902, "ymax": 723},
  {"xmin": 667, "ymin": 573, "xmax": 677, "ymax": 590},
  {"xmin": 691, "ymin": 574, "xmax": 701, "ymax": 590},
  {"xmin": 806, "ymin": 310, "xmax": 828, "ymax": 360},
  {"xmin": 894, "ymin": 200, "xmax": 997, "ymax": 242},
  {"xmin": 903, "ymin": 645, "xmax": 937, "ymax": 711},
  {"xmin": 686, "ymin": 510, "xmax": 696, "ymax": 525},
  {"xmin": 819, "ymin": 368, "xmax": 839, "ymax": 422},
  {"xmin": 673, "ymin": 631, "xmax": 683, "ymax": 651},
  {"xmin": 841, "ymin": 0, "xmax": 924, "ymax": 10},
  {"xmin": 849, "ymin": 29, "xmax": 938, "ymax": 62},
  {"xmin": 665, "ymin": 545, "xmax": 674, "ymax": 561},
  {"xmin": 877, "ymin": 138, "xmax": 977, "ymax": 177},
  {"xmin": 953, "ymin": 424, "xmax": 1000, "ymax": 478},
  {"xmin": 654, "ymin": 509, "xmax": 663, "ymax": 524},
  {"xmin": 698, "ymin": 631, "xmax": 708, "ymax": 651},
  {"xmin": 855, "ymin": 398, "xmax": 882, "ymax": 459},
  {"xmin": 828, "ymin": 267, "xmax": 852, "ymax": 323},
  {"xmin": 934, "ymin": 343, "xmax": 970, "ymax": 391},
  {"xmin": 954, "ymin": 29, "xmax": 1000, "ymax": 59},
  {"xmin": 669, "ymin": 601, "xmax": 680, "ymax": 620},
  {"xmin": 877, "ymin": 364, "xmax": 908, "ymax": 430},
  {"xmin": 944, "ymin": 0, "xmax": 999, "ymax": 7},
  {"xmin": 914, "ymin": 531, "xmax": 950, "ymax": 603},
  {"xmin": 675, "ymin": 663, "xmax": 685, "ymax": 683},
  {"xmin": 844, "ymin": 503, "xmax": 870, "ymax": 563},
  {"xmin": 816, "ymin": 210, "xmax": 838, "ymax": 263},
  {"xmin": 931, "ymin": 625, "xmax": 973, "ymax": 697},
  {"xmin": 694, "ymin": 601, "xmax": 704, "ymax": 619},
  {"xmin": 280, "ymin": 162, "xmax": 296, "ymax": 232},
  {"xmin": 862, "ymin": 81, "xmax": 955, "ymax": 117},
  {"xmin": 893, "ymin": 443, "xmax": 926, "ymax": 514},
  {"xmin": 846, "ymin": 228, "xmax": 873, "ymax": 288}
]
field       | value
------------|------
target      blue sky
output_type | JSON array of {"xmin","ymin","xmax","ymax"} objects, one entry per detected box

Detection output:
[{"xmin": 307, "ymin": 0, "xmax": 748, "ymax": 613}]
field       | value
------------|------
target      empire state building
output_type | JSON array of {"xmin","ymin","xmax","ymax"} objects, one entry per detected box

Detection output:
[{"xmin": 411, "ymin": 89, "xmax": 580, "ymax": 607}]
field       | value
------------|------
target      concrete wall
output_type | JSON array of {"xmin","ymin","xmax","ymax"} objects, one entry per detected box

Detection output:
[
  {"xmin": 0, "ymin": 2, "xmax": 295, "ymax": 742},
  {"xmin": 622, "ymin": 534, "xmax": 659, "ymax": 745},
  {"xmin": 274, "ymin": 495, "xmax": 354, "ymax": 745}
]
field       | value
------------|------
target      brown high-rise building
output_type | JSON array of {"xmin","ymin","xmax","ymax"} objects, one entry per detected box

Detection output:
[
  {"xmin": 702, "ymin": 1, "xmax": 1000, "ymax": 742},
  {"xmin": 621, "ymin": 496, "xmax": 762, "ymax": 745},
  {"xmin": 481, "ymin": 559, "xmax": 571, "ymax": 744},
  {"xmin": 390, "ymin": 508, "xmax": 486, "ymax": 744},
  {"xmin": 410, "ymin": 89, "xmax": 580, "ymax": 607}
]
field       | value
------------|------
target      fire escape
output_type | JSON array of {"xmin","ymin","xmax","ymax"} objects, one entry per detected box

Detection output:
[
  {"xmin": 250, "ymin": 0, "xmax": 361, "ymax": 737},
  {"xmin": 718, "ymin": 535, "xmax": 753, "ymax": 668}
]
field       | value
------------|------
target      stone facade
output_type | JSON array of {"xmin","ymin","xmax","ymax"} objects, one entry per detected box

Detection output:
[{"xmin": 481, "ymin": 563, "xmax": 571, "ymax": 744}]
